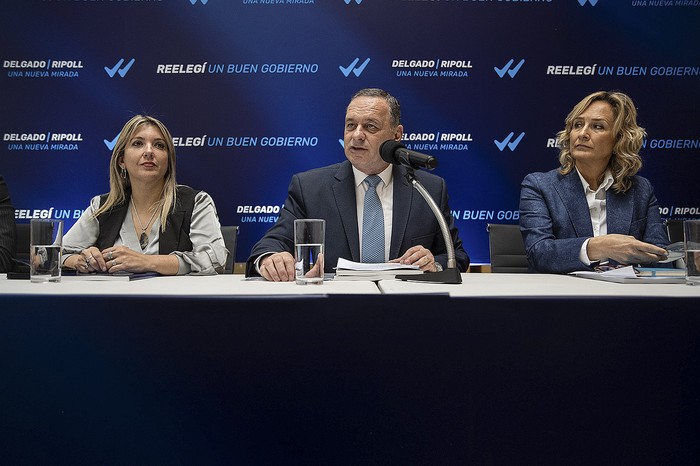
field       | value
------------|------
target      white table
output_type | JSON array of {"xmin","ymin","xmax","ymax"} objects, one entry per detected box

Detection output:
[
  {"xmin": 0, "ymin": 273, "xmax": 380, "ymax": 296},
  {"xmin": 378, "ymin": 273, "xmax": 700, "ymax": 297}
]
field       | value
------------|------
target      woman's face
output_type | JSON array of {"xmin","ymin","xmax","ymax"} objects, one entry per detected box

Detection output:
[
  {"xmin": 120, "ymin": 124, "xmax": 169, "ymax": 184},
  {"xmin": 569, "ymin": 100, "xmax": 616, "ymax": 169}
]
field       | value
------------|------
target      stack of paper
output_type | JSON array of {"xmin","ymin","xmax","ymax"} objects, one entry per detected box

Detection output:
[
  {"xmin": 570, "ymin": 266, "xmax": 685, "ymax": 284},
  {"xmin": 334, "ymin": 258, "xmax": 423, "ymax": 281}
]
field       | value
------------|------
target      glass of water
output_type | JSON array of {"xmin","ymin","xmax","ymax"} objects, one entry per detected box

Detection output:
[
  {"xmin": 294, "ymin": 219, "xmax": 325, "ymax": 285},
  {"xmin": 30, "ymin": 218, "xmax": 63, "ymax": 283}
]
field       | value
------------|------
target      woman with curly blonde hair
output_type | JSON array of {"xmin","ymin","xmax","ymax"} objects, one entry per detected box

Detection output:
[{"xmin": 519, "ymin": 91, "xmax": 670, "ymax": 274}]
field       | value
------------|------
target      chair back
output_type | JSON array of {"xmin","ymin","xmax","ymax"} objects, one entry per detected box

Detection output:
[
  {"xmin": 15, "ymin": 223, "xmax": 30, "ymax": 263},
  {"xmin": 486, "ymin": 223, "xmax": 528, "ymax": 273},
  {"xmin": 221, "ymin": 225, "xmax": 239, "ymax": 274},
  {"xmin": 665, "ymin": 219, "xmax": 684, "ymax": 244}
]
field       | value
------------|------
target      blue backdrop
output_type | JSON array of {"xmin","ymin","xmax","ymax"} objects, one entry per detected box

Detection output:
[{"xmin": 2, "ymin": 0, "xmax": 699, "ymax": 265}]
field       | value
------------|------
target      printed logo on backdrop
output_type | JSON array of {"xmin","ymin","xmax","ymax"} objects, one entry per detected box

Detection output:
[
  {"xmin": 157, "ymin": 62, "xmax": 318, "ymax": 75},
  {"xmin": 240, "ymin": 0, "xmax": 317, "ymax": 5},
  {"xmin": 190, "ymin": 0, "xmax": 209, "ymax": 4},
  {"xmin": 631, "ymin": 1, "xmax": 700, "ymax": 6},
  {"xmin": 4, "ymin": 132, "xmax": 83, "ymax": 151},
  {"xmin": 577, "ymin": 0, "xmax": 599, "ymax": 6},
  {"xmin": 546, "ymin": 137, "xmax": 700, "ymax": 151},
  {"xmin": 392, "ymin": 59, "xmax": 472, "ymax": 78},
  {"xmin": 3, "ymin": 59, "xmax": 82, "ymax": 78},
  {"xmin": 450, "ymin": 208, "xmax": 520, "ymax": 222},
  {"xmin": 237, "ymin": 205, "xmax": 283, "ymax": 224},
  {"xmin": 339, "ymin": 133, "xmax": 472, "ymax": 152},
  {"xmin": 494, "ymin": 59, "xmax": 525, "ymax": 78},
  {"xmin": 15, "ymin": 207, "xmax": 86, "ymax": 221},
  {"xmin": 398, "ymin": 0, "xmax": 552, "ymax": 5},
  {"xmin": 344, "ymin": 0, "xmax": 363, "ymax": 4},
  {"xmin": 104, "ymin": 133, "xmax": 121, "ymax": 151},
  {"xmin": 172, "ymin": 134, "xmax": 318, "ymax": 149},
  {"xmin": 546, "ymin": 63, "xmax": 699, "ymax": 77},
  {"xmin": 340, "ymin": 58, "xmax": 370, "ymax": 77},
  {"xmin": 494, "ymin": 132, "xmax": 525, "ymax": 152},
  {"xmin": 402, "ymin": 132, "xmax": 473, "ymax": 152},
  {"xmin": 105, "ymin": 58, "xmax": 135, "ymax": 78}
]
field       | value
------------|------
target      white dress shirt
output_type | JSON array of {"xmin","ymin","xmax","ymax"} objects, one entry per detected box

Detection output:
[
  {"xmin": 578, "ymin": 169, "xmax": 615, "ymax": 265},
  {"xmin": 353, "ymin": 164, "xmax": 393, "ymax": 262}
]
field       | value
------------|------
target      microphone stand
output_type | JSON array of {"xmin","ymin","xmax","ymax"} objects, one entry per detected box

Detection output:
[{"xmin": 395, "ymin": 168, "xmax": 462, "ymax": 284}]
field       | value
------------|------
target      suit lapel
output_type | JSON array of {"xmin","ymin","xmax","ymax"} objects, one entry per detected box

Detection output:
[
  {"xmin": 555, "ymin": 171, "xmax": 594, "ymax": 237},
  {"xmin": 332, "ymin": 162, "xmax": 361, "ymax": 262},
  {"xmin": 606, "ymin": 184, "xmax": 633, "ymax": 235},
  {"xmin": 390, "ymin": 166, "xmax": 412, "ymax": 259}
]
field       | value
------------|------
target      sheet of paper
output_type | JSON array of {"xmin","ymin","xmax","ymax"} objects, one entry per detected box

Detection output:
[{"xmin": 336, "ymin": 258, "xmax": 420, "ymax": 271}]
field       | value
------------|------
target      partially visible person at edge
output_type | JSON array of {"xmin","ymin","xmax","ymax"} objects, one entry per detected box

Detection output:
[
  {"xmin": 246, "ymin": 87, "xmax": 469, "ymax": 281},
  {"xmin": 62, "ymin": 115, "xmax": 227, "ymax": 275},
  {"xmin": 0, "ymin": 174, "xmax": 16, "ymax": 273},
  {"xmin": 519, "ymin": 90, "xmax": 669, "ymax": 274}
]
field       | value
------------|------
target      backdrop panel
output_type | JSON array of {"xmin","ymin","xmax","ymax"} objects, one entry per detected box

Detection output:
[{"xmin": 2, "ymin": 0, "xmax": 699, "ymax": 264}]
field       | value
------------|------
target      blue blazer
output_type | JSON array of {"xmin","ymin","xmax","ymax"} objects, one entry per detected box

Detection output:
[
  {"xmin": 519, "ymin": 168, "xmax": 669, "ymax": 274},
  {"xmin": 246, "ymin": 161, "xmax": 469, "ymax": 275}
]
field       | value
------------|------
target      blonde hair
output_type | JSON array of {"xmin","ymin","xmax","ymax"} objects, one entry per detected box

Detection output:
[
  {"xmin": 556, "ymin": 91, "xmax": 646, "ymax": 193},
  {"xmin": 93, "ymin": 115, "xmax": 178, "ymax": 231}
]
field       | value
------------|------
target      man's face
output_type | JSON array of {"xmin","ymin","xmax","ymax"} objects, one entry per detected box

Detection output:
[{"xmin": 343, "ymin": 96, "xmax": 403, "ymax": 175}]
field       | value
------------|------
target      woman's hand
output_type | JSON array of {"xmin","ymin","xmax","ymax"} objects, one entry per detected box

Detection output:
[
  {"xmin": 587, "ymin": 234, "xmax": 668, "ymax": 265},
  {"xmin": 100, "ymin": 246, "xmax": 180, "ymax": 275}
]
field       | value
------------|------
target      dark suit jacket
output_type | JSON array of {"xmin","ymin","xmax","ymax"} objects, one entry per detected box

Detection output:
[
  {"xmin": 519, "ymin": 168, "xmax": 669, "ymax": 274},
  {"xmin": 0, "ymin": 175, "xmax": 16, "ymax": 273},
  {"xmin": 246, "ymin": 161, "xmax": 469, "ymax": 276}
]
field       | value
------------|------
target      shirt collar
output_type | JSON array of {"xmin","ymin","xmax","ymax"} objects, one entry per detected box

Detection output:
[
  {"xmin": 576, "ymin": 168, "xmax": 614, "ymax": 194},
  {"xmin": 353, "ymin": 164, "xmax": 393, "ymax": 188}
]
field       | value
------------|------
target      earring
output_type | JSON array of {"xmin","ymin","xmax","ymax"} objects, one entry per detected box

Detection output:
[{"xmin": 121, "ymin": 167, "xmax": 127, "ymax": 179}]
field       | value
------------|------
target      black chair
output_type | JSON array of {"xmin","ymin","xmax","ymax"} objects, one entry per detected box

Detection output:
[
  {"xmin": 221, "ymin": 225, "xmax": 239, "ymax": 274},
  {"xmin": 486, "ymin": 223, "xmax": 528, "ymax": 273},
  {"xmin": 665, "ymin": 219, "xmax": 684, "ymax": 244},
  {"xmin": 15, "ymin": 223, "xmax": 30, "ymax": 264}
]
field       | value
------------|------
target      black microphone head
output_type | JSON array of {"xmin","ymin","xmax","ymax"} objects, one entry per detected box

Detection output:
[{"xmin": 380, "ymin": 140, "xmax": 405, "ymax": 164}]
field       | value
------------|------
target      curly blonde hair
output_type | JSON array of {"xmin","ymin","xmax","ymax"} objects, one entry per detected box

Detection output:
[
  {"xmin": 93, "ymin": 115, "xmax": 178, "ymax": 231},
  {"xmin": 557, "ymin": 91, "xmax": 646, "ymax": 193}
]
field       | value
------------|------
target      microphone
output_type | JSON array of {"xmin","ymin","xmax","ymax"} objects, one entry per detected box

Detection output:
[{"xmin": 380, "ymin": 140, "xmax": 438, "ymax": 170}]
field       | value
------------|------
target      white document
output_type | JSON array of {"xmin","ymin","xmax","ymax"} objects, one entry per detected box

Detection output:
[
  {"xmin": 570, "ymin": 266, "xmax": 685, "ymax": 284},
  {"xmin": 336, "ymin": 258, "xmax": 421, "ymax": 271},
  {"xmin": 334, "ymin": 258, "xmax": 422, "ymax": 281}
]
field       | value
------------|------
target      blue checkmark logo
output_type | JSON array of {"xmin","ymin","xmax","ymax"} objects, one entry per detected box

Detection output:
[
  {"xmin": 339, "ymin": 58, "xmax": 370, "ymax": 77},
  {"xmin": 104, "ymin": 58, "xmax": 135, "ymax": 78},
  {"xmin": 494, "ymin": 59, "xmax": 525, "ymax": 78},
  {"xmin": 104, "ymin": 132, "xmax": 120, "ymax": 151},
  {"xmin": 494, "ymin": 132, "xmax": 525, "ymax": 152}
]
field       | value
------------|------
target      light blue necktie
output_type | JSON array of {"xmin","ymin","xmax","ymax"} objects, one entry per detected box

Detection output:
[{"xmin": 362, "ymin": 175, "xmax": 385, "ymax": 263}]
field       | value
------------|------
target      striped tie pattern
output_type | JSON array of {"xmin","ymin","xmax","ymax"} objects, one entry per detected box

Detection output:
[{"xmin": 362, "ymin": 175, "xmax": 385, "ymax": 263}]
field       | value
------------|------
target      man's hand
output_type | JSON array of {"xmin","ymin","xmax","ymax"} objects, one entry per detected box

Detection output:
[
  {"xmin": 389, "ymin": 245, "xmax": 438, "ymax": 272},
  {"xmin": 260, "ymin": 252, "xmax": 296, "ymax": 282}
]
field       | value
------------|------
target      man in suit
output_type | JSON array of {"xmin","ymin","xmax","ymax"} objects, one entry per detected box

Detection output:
[
  {"xmin": 519, "ymin": 91, "xmax": 669, "ymax": 274},
  {"xmin": 246, "ymin": 88, "xmax": 469, "ymax": 281}
]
